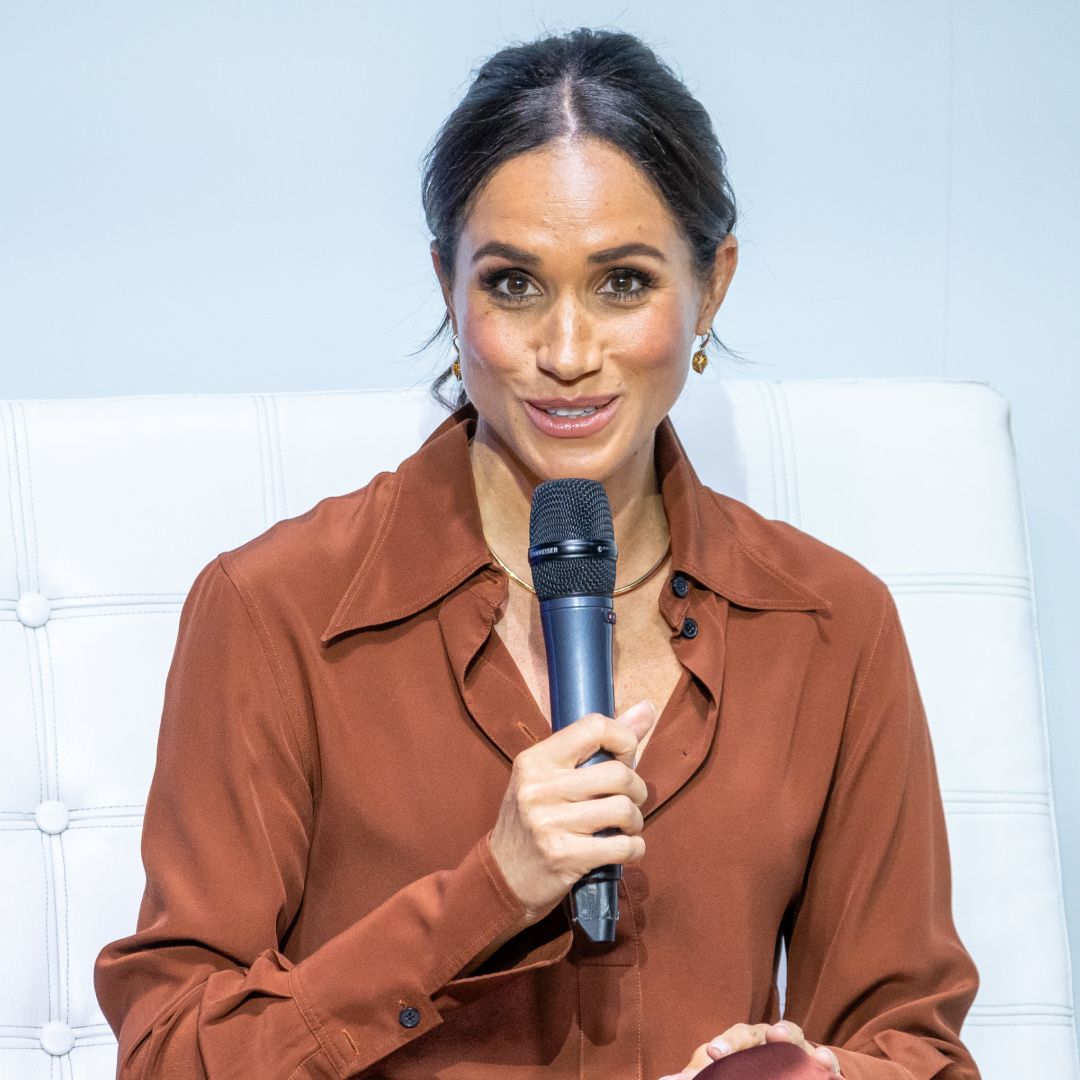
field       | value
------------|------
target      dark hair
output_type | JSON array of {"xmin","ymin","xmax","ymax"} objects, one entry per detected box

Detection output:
[{"xmin": 417, "ymin": 26, "xmax": 750, "ymax": 410}]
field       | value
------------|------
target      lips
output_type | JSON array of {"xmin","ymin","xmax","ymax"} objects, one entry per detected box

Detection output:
[
  {"xmin": 527, "ymin": 395, "xmax": 617, "ymax": 410},
  {"xmin": 523, "ymin": 395, "xmax": 620, "ymax": 439}
]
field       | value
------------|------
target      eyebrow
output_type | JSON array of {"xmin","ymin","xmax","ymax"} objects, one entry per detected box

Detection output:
[{"xmin": 470, "ymin": 241, "xmax": 667, "ymax": 266}]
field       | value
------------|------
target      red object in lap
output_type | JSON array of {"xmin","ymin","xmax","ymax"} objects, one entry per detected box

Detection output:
[{"xmin": 695, "ymin": 1041, "xmax": 835, "ymax": 1079}]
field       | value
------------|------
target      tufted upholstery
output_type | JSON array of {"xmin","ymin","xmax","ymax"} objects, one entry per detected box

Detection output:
[{"xmin": 0, "ymin": 379, "xmax": 1076, "ymax": 1080}]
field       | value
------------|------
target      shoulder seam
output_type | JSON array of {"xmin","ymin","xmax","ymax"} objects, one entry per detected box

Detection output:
[{"xmin": 214, "ymin": 554, "xmax": 316, "ymax": 788}]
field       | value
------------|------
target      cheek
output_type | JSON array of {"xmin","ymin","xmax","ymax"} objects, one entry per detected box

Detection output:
[
  {"xmin": 618, "ymin": 306, "xmax": 693, "ymax": 381},
  {"xmin": 459, "ymin": 307, "xmax": 524, "ymax": 379}
]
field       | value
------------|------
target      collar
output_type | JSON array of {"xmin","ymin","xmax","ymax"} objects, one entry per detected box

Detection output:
[{"xmin": 320, "ymin": 404, "xmax": 830, "ymax": 644}]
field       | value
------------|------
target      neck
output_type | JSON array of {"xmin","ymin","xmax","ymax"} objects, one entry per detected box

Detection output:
[{"xmin": 469, "ymin": 418, "xmax": 671, "ymax": 586}]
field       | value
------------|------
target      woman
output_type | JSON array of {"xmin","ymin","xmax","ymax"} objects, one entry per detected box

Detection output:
[{"xmin": 94, "ymin": 27, "xmax": 981, "ymax": 1080}]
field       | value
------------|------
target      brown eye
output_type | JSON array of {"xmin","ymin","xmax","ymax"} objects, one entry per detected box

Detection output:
[
  {"xmin": 482, "ymin": 270, "xmax": 540, "ymax": 302},
  {"xmin": 600, "ymin": 268, "xmax": 653, "ymax": 301}
]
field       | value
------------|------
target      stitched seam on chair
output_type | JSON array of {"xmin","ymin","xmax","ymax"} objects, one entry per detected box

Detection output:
[
  {"xmin": 269, "ymin": 395, "xmax": 289, "ymax": 518},
  {"xmin": 58, "ymin": 831, "xmax": 70, "ymax": 1022},
  {"xmin": 9, "ymin": 407, "xmax": 47, "ymax": 808},
  {"xmin": 19, "ymin": 614, "xmax": 46, "ymax": 808},
  {"xmin": 216, "ymin": 556, "xmax": 316, "ymax": 790},
  {"xmin": 760, "ymin": 382, "xmax": 784, "ymax": 519},
  {"xmin": 41, "ymin": 609, "xmax": 186, "ymax": 619},
  {"xmin": 0, "ymin": 406, "xmax": 63, "ymax": 1017},
  {"xmin": 60, "ymin": 822, "xmax": 142, "ymax": 829},
  {"xmin": 775, "ymin": 383, "xmax": 802, "ymax": 528},
  {"xmin": 15, "ymin": 404, "xmax": 39, "ymax": 585},
  {"xmin": 1, "ymin": 405, "xmax": 26, "ymax": 595},
  {"xmin": 44, "ymin": 618, "xmax": 59, "ymax": 810},
  {"xmin": 968, "ymin": 1002, "xmax": 1074, "ymax": 1011},
  {"xmin": 38, "ymin": 831, "xmax": 54, "ymax": 1022},
  {"xmin": 45, "ymin": 607, "xmax": 70, "ymax": 1023},
  {"xmin": 254, "ymin": 396, "xmax": 273, "ymax": 527}
]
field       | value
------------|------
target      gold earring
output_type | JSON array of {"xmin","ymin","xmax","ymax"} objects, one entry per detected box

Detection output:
[
  {"xmin": 451, "ymin": 333, "xmax": 461, "ymax": 380},
  {"xmin": 691, "ymin": 332, "xmax": 709, "ymax": 374}
]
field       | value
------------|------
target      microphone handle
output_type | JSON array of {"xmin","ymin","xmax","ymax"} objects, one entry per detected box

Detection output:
[{"xmin": 538, "ymin": 594, "xmax": 620, "ymax": 944}]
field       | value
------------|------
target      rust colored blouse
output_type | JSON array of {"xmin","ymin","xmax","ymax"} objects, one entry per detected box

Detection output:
[{"xmin": 94, "ymin": 406, "xmax": 981, "ymax": 1080}]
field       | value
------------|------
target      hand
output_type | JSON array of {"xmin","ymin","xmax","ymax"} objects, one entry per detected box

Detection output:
[
  {"xmin": 659, "ymin": 1020, "xmax": 842, "ymax": 1079},
  {"xmin": 488, "ymin": 699, "xmax": 657, "ymax": 924}
]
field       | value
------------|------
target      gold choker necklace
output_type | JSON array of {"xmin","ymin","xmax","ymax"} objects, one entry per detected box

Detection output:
[{"xmin": 486, "ymin": 539, "xmax": 672, "ymax": 597}]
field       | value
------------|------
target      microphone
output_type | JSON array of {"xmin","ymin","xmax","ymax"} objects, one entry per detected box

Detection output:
[{"xmin": 528, "ymin": 478, "xmax": 620, "ymax": 944}]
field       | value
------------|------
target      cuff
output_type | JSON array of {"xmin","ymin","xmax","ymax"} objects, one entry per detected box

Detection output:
[{"xmin": 289, "ymin": 831, "xmax": 531, "ymax": 1077}]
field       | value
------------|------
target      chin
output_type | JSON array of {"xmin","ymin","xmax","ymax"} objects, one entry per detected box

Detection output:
[{"xmin": 520, "ymin": 433, "xmax": 638, "ymax": 487}]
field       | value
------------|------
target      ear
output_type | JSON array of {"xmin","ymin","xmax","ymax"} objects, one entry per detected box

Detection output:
[
  {"xmin": 695, "ymin": 233, "xmax": 739, "ymax": 333},
  {"xmin": 430, "ymin": 242, "xmax": 456, "ymax": 325}
]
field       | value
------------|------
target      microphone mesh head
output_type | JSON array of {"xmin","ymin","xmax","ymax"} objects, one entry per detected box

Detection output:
[{"xmin": 529, "ymin": 479, "xmax": 616, "ymax": 600}]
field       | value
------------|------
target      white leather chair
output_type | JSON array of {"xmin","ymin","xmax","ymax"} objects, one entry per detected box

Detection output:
[{"xmin": 1, "ymin": 379, "xmax": 1076, "ymax": 1079}]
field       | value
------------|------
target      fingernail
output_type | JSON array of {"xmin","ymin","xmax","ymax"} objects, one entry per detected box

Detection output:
[{"xmin": 708, "ymin": 1038, "xmax": 731, "ymax": 1055}]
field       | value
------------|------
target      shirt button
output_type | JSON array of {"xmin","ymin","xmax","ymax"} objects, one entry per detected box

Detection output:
[
  {"xmin": 680, "ymin": 617, "xmax": 699, "ymax": 639},
  {"xmin": 671, "ymin": 574, "xmax": 689, "ymax": 598},
  {"xmin": 399, "ymin": 1006, "xmax": 421, "ymax": 1029}
]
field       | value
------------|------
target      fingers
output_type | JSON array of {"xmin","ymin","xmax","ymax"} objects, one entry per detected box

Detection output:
[
  {"xmin": 614, "ymin": 698, "xmax": 658, "ymax": 764},
  {"xmin": 697, "ymin": 1021, "xmax": 840, "ymax": 1074},
  {"xmin": 557, "ymin": 793, "xmax": 645, "ymax": 837},
  {"xmin": 544, "ymin": 704, "xmax": 655, "ymax": 770},
  {"xmin": 552, "ymin": 757, "xmax": 649, "ymax": 807},
  {"xmin": 659, "ymin": 1021, "xmax": 842, "ymax": 1080},
  {"xmin": 807, "ymin": 1044, "xmax": 842, "ymax": 1074}
]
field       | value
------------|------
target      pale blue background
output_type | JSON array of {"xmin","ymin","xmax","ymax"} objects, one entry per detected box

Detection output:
[{"xmin": 2, "ymin": 0, "xmax": 1078, "ymax": 1000}]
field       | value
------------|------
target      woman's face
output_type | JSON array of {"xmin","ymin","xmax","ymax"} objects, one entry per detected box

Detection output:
[{"xmin": 433, "ymin": 135, "xmax": 737, "ymax": 489}]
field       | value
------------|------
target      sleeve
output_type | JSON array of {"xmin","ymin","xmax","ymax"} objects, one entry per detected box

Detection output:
[
  {"xmin": 93, "ymin": 556, "xmax": 572, "ymax": 1080},
  {"xmin": 781, "ymin": 584, "xmax": 982, "ymax": 1080}
]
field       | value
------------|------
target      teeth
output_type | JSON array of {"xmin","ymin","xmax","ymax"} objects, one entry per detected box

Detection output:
[{"xmin": 546, "ymin": 406, "xmax": 597, "ymax": 417}]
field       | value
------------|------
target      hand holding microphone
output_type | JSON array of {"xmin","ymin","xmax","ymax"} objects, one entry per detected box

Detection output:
[{"xmin": 487, "ymin": 699, "xmax": 655, "ymax": 926}]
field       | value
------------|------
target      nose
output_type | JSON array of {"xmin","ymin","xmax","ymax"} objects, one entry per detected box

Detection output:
[{"xmin": 535, "ymin": 294, "xmax": 602, "ymax": 382}]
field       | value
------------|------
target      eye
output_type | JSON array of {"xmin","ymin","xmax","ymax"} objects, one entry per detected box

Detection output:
[
  {"xmin": 481, "ymin": 269, "xmax": 540, "ymax": 303},
  {"xmin": 600, "ymin": 268, "xmax": 655, "ymax": 302}
]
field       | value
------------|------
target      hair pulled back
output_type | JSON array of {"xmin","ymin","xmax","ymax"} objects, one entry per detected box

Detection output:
[{"xmin": 419, "ymin": 26, "xmax": 744, "ymax": 410}]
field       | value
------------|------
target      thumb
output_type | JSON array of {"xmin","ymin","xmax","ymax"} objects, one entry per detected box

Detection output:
[{"xmin": 615, "ymin": 699, "xmax": 658, "ymax": 765}]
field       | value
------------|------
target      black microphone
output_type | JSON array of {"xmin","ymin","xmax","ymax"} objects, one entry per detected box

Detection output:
[{"xmin": 528, "ymin": 478, "xmax": 620, "ymax": 944}]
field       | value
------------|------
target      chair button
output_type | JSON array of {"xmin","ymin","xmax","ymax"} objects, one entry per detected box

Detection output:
[
  {"xmin": 40, "ymin": 1021, "xmax": 75, "ymax": 1055},
  {"xmin": 35, "ymin": 801, "xmax": 70, "ymax": 835},
  {"xmin": 671, "ymin": 574, "xmax": 689, "ymax": 598},
  {"xmin": 399, "ymin": 1006, "xmax": 421, "ymax": 1029},
  {"xmin": 680, "ymin": 617, "xmax": 699, "ymax": 639},
  {"xmin": 16, "ymin": 592, "xmax": 51, "ymax": 627}
]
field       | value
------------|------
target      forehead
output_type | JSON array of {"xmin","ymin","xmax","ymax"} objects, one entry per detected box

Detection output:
[{"xmin": 458, "ymin": 136, "xmax": 689, "ymax": 262}]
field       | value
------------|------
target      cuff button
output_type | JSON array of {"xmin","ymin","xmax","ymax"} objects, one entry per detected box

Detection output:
[{"xmin": 398, "ymin": 1006, "xmax": 421, "ymax": 1029}]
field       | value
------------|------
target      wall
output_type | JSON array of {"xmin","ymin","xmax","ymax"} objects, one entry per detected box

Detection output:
[{"xmin": 2, "ymin": 0, "xmax": 1077, "ymax": 1013}]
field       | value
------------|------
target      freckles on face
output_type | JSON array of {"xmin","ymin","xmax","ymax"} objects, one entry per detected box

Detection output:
[{"xmin": 449, "ymin": 136, "xmax": 704, "ymax": 481}]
